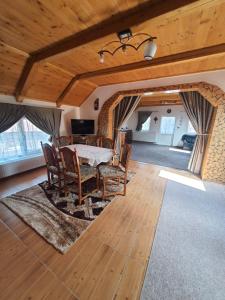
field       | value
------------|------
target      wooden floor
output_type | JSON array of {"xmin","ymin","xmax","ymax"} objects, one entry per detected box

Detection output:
[{"xmin": 0, "ymin": 161, "xmax": 168, "ymax": 300}]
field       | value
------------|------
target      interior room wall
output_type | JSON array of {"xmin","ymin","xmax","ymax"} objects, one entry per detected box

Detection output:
[
  {"xmin": 80, "ymin": 70, "xmax": 225, "ymax": 129},
  {"xmin": 125, "ymin": 105, "xmax": 190, "ymax": 146},
  {"xmin": 0, "ymin": 95, "xmax": 80, "ymax": 178}
]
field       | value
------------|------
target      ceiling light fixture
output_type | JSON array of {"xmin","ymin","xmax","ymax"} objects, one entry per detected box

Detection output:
[{"xmin": 98, "ymin": 29, "xmax": 157, "ymax": 63}]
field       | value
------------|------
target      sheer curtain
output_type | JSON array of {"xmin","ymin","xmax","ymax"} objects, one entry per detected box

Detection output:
[
  {"xmin": 0, "ymin": 102, "xmax": 62, "ymax": 163},
  {"xmin": 0, "ymin": 118, "xmax": 49, "ymax": 163},
  {"xmin": 180, "ymin": 91, "xmax": 214, "ymax": 174}
]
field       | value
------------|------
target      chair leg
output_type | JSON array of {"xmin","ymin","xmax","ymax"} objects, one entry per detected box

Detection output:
[
  {"xmin": 96, "ymin": 172, "xmax": 100, "ymax": 191},
  {"xmin": 47, "ymin": 170, "xmax": 51, "ymax": 188},
  {"xmin": 123, "ymin": 180, "xmax": 127, "ymax": 196},
  {"xmin": 102, "ymin": 177, "xmax": 107, "ymax": 199},
  {"xmin": 78, "ymin": 182, "xmax": 82, "ymax": 205},
  {"xmin": 58, "ymin": 174, "xmax": 62, "ymax": 194}
]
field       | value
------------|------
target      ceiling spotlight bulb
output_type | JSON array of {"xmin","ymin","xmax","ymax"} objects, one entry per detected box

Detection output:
[
  {"xmin": 99, "ymin": 52, "xmax": 104, "ymax": 63},
  {"xmin": 144, "ymin": 39, "xmax": 157, "ymax": 61}
]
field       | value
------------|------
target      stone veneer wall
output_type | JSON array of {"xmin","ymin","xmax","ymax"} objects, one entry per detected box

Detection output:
[
  {"xmin": 98, "ymin": 81, "xmax": 225, "ymax": 183},
  {"xmin": 202, "ymin": 99, "xmax": 225, "ymax": 183}
]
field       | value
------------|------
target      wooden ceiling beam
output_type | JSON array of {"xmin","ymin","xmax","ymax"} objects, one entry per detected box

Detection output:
[
  {"xmin": 14, "ymin": 0, "xmax": 200, "ymax": 102},
  {"xmin": 14, "ymin": 56, "xmax": 35, "ymax": 101},
  {"xmin": 32, "ymin": 0, "xmax": 199, "ymax": 61},
  {"xmin": 56, "ymin": 43, "xmax": 225, "ymax": 106},
  {"xmin": 80, "ymin": 43, "xmax": 225, "ymax": 79},
  {"xmin": 56, "ymin": 75, "xmax": 81, "ymax": 107}
]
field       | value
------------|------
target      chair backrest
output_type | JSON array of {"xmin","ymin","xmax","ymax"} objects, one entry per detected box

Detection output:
[
  {"xmin": 59, "ymin": 147, "xmax": 80, "ymax": 179},
  {"xmin": 41, "ymin": 142, "xmax": 60, "ymax": 169},
  {"xmin": 101, "ymin": 137, "xmax": 114, "ymax": 149},
  {"xmin": 55, "ymin": 135, "xmax": 73, "ymax": 147},
  {"xmin": 119, "ymin": 143, "xmax": 131, "ymax": 171},
  {"xmin": 86, "ymin": 135, "xmax": 100, "ymax": 147}
]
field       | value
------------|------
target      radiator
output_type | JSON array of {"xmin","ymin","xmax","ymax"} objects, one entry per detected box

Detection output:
[{"xmin": 0, "ymin": 155, "xmax": 45, "ymax": 179}]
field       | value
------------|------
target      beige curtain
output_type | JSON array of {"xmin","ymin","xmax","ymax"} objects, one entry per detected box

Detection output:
[
  {"xmin": 25, "ymin": 106, "xmax": 62, "ymax": 140},
  {"xmin": 180, "ymin": 91, "xmax": 214, "ymax": 174},
  {"xmin": 113, "ymin": 95, "xmax": 141, "ymax": 140}
]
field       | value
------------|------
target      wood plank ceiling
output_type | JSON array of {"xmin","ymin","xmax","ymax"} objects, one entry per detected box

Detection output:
[
  {"xmin": 139, "ymin": 93, "xmax": 182, "ymax": 107},
  {"xmin": 0, "ymin": 0, "xmax": 224, "ymax": 106}
]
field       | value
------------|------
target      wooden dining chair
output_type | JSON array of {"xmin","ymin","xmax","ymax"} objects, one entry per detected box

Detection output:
[
  {"xmin": 41, "ymin": 142, "xmax": 64, "ymax": 192},
  {"xmin": 98, "ymin": 143, "xmax": 131, "ymax": 199},
  {"xmin": 59, "ymin": 147, "xmax": 98, "ymax": 205},
  {"xmin": 55, "ymin": 135, "xmax": 73, "ymax": 147},
  {"xmin": 86, "ymin": 135, "xmax": 100, "ymax": 147}
]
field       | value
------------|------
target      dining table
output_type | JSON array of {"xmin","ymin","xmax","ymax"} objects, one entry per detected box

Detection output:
[{"xmin": 61, "ymin": 144, "xmax": 114, "ymax": 167}]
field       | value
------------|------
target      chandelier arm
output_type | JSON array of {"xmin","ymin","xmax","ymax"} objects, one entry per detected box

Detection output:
[
  {"xmin": 102, "ymin": 40, "xmax": 123, "ymax": 49},
  {"xmin": 112, "ymin": 43, "xmax": 138, "ymax": 55},
  {"xmin": 136, "ymin": 38, "xmax": 153, "ymax": 50},
  {"xmin": 98, "ymin": 49, "xmax": 114, "ymax": 56},
  {"xmin": 132, "ymin": 32, "xmax": 152, "ymax": 39}
]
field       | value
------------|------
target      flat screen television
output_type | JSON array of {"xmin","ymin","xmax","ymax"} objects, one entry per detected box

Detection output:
[{"xmin": 71, "ymin": 119, "xmax": 94, "ymax": 135}]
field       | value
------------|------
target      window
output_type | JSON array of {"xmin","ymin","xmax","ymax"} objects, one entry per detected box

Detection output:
[
  {"xmin": 0, "ymin": 117, "xmax": 49, "ymax": 164},
  {"xmin": 187, "ymin": 120, "xmax": 196, "ymax": 134},
  {"xmin": 141, "ymin": 116, "xmax": 151, "ymax": 131},
  {"xmin": 160, "ymin": 117, "xmax": 176, "ymax": 135}
]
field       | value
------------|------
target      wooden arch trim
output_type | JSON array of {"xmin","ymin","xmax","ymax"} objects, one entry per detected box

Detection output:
[{"xmin": 97, "ymin": 81, "xmax": 225, "ymax": 138}]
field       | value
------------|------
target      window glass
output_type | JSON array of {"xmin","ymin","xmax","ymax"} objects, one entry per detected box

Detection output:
[
  {"xmin": 187, "ymin": 120, "xmax": 196, "ymax": 133},
  {"xmin": 0, "ymin": 117, "xmax": 49, "ymax": 164},
  {"xmin": 141, "ymin": 117, "xmax": 151, "ymax": 131},
  {"xmin": 160, "ymin": 117, "xmax": 176, "ymax": 135}
]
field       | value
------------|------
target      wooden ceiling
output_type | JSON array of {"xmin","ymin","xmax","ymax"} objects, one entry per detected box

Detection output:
[
  {"xmin": 0, "ymin": 0, "xmax": 225, "ymax": 106},
  {"xmin": 139, "ymin": 93, "xmax": 182, "ymax": 106}
]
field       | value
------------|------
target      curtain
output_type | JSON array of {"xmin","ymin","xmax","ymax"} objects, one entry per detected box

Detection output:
[
  {"xmin": 25, "ymin": 106, "xmax": 62, "ymax": 140},
  {"xmin": 180, "ymin": 91, "xmax": 214, "ymax": 174},
  {"xmin": 0, "ymin": 103, "xmax": 25, "ymax": 133},
  {"xmin": 113, "ymin": 95, "xmax": 140, "ymax": 140},
  {"xmin": 136, "ymin": 111, "xmax": 152, "ymax": 131}
]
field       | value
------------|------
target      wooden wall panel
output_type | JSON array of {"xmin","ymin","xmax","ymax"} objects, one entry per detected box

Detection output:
[{"xmin": 0, "ymin": 42, "xmax": 27, "ymax": 94}]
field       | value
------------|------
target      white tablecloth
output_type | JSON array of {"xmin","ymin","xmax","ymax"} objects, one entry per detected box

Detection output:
[{"xmin": 63, "ymin": 144, "xmax": 113, "ymax": 167}]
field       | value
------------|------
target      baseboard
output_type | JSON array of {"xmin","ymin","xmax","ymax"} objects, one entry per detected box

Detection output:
[{"xmin": 0, "ymin": 155, "xmax": 45, "ymax": 179}]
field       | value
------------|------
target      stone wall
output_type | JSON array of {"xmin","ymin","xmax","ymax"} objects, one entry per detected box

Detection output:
[
  {"xmin": 97, "ymin": 81, "xmax": 225, "ymax": 183},
  {"xmin": 203, "ymin": 100, "xmax": 225, "ymax": 183}
]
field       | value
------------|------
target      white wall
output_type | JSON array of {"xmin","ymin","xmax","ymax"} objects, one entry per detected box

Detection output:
[
  {"xmin": 80, "ymin": 70, "xmax": 225, "ymax": 127},
  {"xmin": 125, "ymin": 105, "xmax": 190, "ymax": 146}
]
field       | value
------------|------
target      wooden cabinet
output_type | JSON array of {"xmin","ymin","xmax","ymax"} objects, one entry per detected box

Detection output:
[{"xmin": 120, "ymin": 130, "xmax": 133, "ymax": 144}]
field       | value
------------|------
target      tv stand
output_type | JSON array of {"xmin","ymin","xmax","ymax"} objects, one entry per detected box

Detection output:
[{"xmin": 72, "ymin": 135, "xmax": 88, "ymax": 144}]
